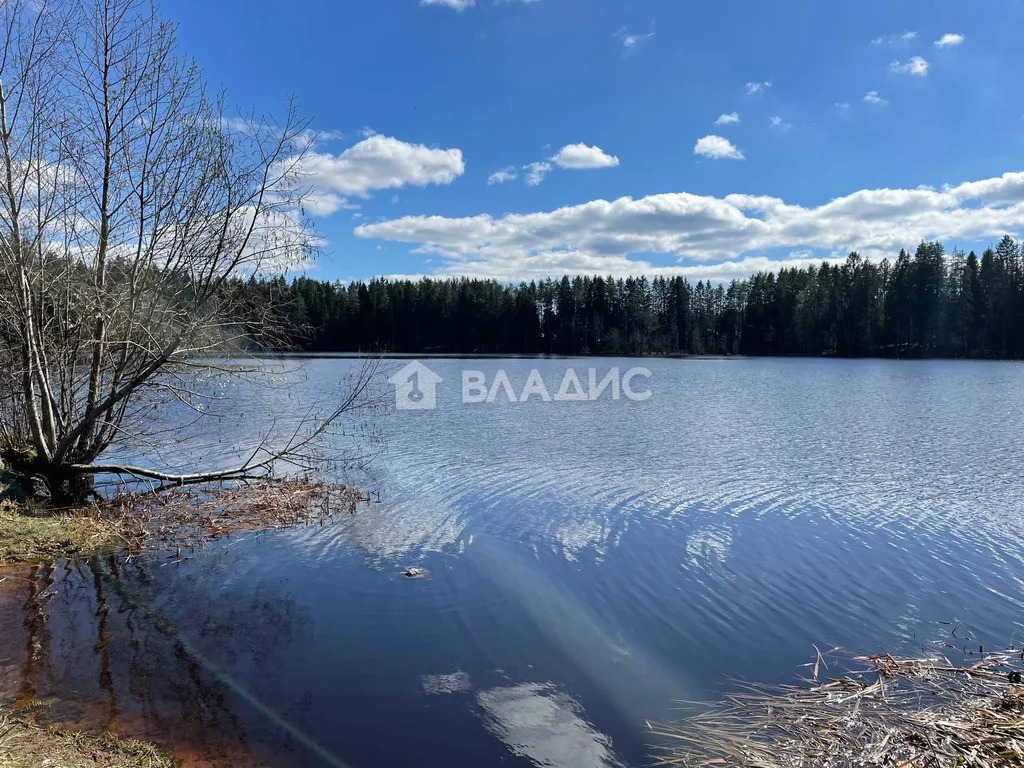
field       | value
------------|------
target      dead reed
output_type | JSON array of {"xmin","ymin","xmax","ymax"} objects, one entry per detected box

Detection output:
[
  {"xmin": 649, "ymin": 647, "xmax": 1024, "ymax": 768},
  {"xmin": 97, "ymin": 477, "xmax": 372, "ymax": 558}
]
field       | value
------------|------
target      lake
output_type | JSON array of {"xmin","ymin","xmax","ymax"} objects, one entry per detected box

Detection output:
[{"xmin": 3, "ymin": 357, "xmax": 1024, "ymax": 767}]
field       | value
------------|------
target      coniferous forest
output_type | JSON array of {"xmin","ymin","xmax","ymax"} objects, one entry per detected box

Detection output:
[{"xmin": 231, "ymin": 237, "xmax": 1024, "ymax": 358}]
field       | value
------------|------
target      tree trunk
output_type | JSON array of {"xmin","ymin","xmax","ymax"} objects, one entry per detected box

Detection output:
[{"xmin": 1, "ymin": 449, "xmax": 97, "ymax": 505}]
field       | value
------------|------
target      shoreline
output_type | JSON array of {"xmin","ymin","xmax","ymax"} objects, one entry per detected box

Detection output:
[
  {"xmin": 0, "ymin": 709, "xmax": 174, "ymax": 768},
  {"xmin": 0, "ymin": 500, "xmax": 136, "ymax": 565},
  {"xmin": 0, "ymin": 479, "xmax": 372, "ymax": 766},
  {"xmin": 0, "ymin": 478, "xmax": 369, "ymax": 566}
]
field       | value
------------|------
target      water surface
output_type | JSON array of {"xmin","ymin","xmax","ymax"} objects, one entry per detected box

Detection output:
[{"xmin": 3, "ymin": 357, "xmax": 1024, "ymax": 766}]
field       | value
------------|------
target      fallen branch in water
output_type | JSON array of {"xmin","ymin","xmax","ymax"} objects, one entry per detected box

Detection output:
[{"xmin": 649, "ymin": 648, "xmax": 1024, "ymax": 768}]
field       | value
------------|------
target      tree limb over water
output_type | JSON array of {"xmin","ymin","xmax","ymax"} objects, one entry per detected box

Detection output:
[{"xmin": 0, "ymin": 0, "xmax": 381, "ymax": 501}]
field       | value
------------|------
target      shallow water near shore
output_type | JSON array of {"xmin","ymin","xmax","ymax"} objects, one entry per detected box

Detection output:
[{"xmin": 3, "ymin": 357, "xmax": 1024, "ymax": 766}]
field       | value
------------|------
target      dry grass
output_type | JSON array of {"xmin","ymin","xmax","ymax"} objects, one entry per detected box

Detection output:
[
  {"xmin": 649, "ymin": 649, "xmax": 1024, "ymax": 768},
  {"xmin": 98, "ymin": 478, "xmax": 370, "ymax": 556},
  {"xmin": 0, "ymin": 710, "xmax": 173, "ymax": 768},
  {"xmin": 0, "ymin": 478, "xmax": 370, "ymax": 564},
  {"xmin": 0, "ymin": 500, "xmax": 133, "ymax": 564}
]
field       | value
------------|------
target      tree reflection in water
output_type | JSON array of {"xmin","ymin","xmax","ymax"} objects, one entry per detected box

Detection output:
[{"xmin": 0, "ymin": 556, "xmax": 325, "ymax": 767}]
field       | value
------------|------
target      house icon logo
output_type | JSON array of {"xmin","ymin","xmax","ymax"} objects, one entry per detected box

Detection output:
[{"xmin": 389, "ymin": 361, "xmax": 443, "ymax": 410}]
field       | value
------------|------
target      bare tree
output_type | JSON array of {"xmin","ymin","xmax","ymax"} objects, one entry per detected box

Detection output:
[{"xmin": 0, "ymin": 0, "xmax": 379, "ymax": 501}]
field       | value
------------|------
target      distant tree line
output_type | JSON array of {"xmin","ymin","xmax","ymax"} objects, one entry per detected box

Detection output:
[{"xmin": 228, "ymin": 236, "xmax": 1024, "ymax": 358}]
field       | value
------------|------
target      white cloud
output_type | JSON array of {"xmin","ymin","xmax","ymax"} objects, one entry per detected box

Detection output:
[
  {"xmin": 614, "ymin": 27, "xmax": 655, "ymax": 52},
  {"xmin": 715, "ymin": 112, "xmax": 740, "ymax": 125},
  {"xmin": 523, "ymin": 161, "xmax": 552, "ymax": 186},
  {"xmin": 873, "ymin": 31, "xmax": 917, "ymax": 45},
  {"xmin": 550, "ymin": 143, "xmax": 620, "ymax": 170},
  {"xmin": 935, "ymin": 33, "xmax": 965, "ymax": 48},
  {"xmin": 420, "ymin": 0, "xmax": 475, "ymax": 9},
  {"xmin": 354, "ymin": 171, "xmax": 1024, "ymax": 282},
  {"xmin": 488, "ymin": 166, "xmax": 518, "ymax": 185},
  {"xmin": 421, "ymin": 0, "xmax": 538, "ymax": 9},
  {"xmin": 890, "ymin": 56, "xmax": 929, "ymax": 76},
  {"xmin": 694, "ymin": 135, "xmax": 745, "ymax": 160},
  {"xmin": 769, "ymin": 116, "xmax": 792, "ymax": 131},
  {"xmin": 303, "ymin": 192, "xmax": 359, "ymax": 217},
  {"xmin": 292, "ymin": 135, "xmax": 464, "ymax": 214},
  {"xmin": 835, "ymin": 102, "xmax": 851, "ymax": 112},
  {"xmin": 863, "ymin": 90, "xmax": 888, "ymax": 105},
  {"xmin": 745, "ymin": 81, "xmax": 772, "ymax": 95}
]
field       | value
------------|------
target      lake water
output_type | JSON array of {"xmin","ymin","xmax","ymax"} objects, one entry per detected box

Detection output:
[{"xmin": 3, "ymin": 357, "xmax": 1024, "ymax": 766}]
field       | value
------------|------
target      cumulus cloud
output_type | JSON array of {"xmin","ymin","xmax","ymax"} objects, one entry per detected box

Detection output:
[
  {"xmin": 488, "ymin": 166, "xmax": 518, "ymax": 185},
  {"xmin": 745, "ymin": 81, "xmax": 772, "ymax": 95},
  {"xmin": 835, "ymin": 102, "xmax": 851, "ymax": 112},
  {"xmin": 715, "ymin": 112, "xmax": 740, "ymax": 125},
  {"xmin": 890, "ymin": 56, "xmax": 929, "ymax": 76},
  {"xmin": 550, "ymin": 143, "xmax": 620, "ymax": 170},
  {"xmin": 523, "ymin": 161, "xmax": 552, "ymax": 186},
  {"xmin": 354, "ymin": 171, "xmax": 1024, "ymax": 283},
  {"xmin": 935, "ymin": 33, "xmax": 965, "ymax": 48},
  {"xmin": 863, "ymin": 90, "xmax": 888, "ymax": 105},
  {"xmin": 694, "ymin": 135, "xmax": 745, "ymax": 160},
  {"xmin": 293, "ymin": 135, "xmax": 464, "ymax": 215}
]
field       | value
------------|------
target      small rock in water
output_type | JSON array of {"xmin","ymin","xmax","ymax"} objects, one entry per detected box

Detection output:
[{"xmin": 404, "ymin": 567, "xmax": 425, "ymax": 578}]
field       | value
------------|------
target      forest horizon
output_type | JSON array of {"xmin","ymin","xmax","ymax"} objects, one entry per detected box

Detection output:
[{"xmin": 234, "ymin": 236, "xmax": 1024, "ymax": 360}]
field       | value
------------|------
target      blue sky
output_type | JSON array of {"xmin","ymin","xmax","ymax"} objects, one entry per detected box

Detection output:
[{"xmin": 164, "ymin": 0, "xmax": 1024, "ymax": 283}]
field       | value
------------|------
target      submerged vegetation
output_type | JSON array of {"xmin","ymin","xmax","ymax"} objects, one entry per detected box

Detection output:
[
  {"xmin": 649, "ymin": 649, "xmax": 1024, "ymax": 768},
  {"xmin": 240, "ymin": 236, "xmax": 1024, "ymax": 359}
]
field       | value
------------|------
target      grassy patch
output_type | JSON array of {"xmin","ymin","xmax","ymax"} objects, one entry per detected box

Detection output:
[
  {"xmin": 0, "ymin": 478, "xmax": 369, "ymax": 564},
  {"xmin": 0, "ymin": 710, "xmax": 173, "ymax": 768},
  {"xmin": 0, "ymin": 501, "xmax": 132, "ymax": 564}
]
